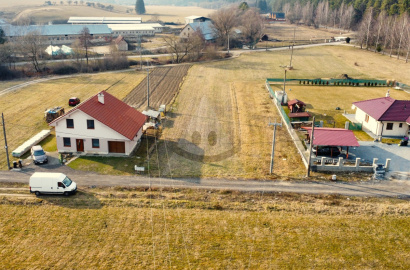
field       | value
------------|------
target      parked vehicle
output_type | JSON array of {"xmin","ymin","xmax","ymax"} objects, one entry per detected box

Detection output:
[
  {"xmin": 312, "ymin": 146, "xmax": 341, "ymax": 157},
  {"xmin": 29, "ymin": 172, "xmax": 77, "ymax": 196},
  {"xmin": 69, "ymin": 97, "xmax": 80, "ymax": 106},
  {"xmin": 31, "ymin": 145, "xmax": 48, "ymax": 164}
]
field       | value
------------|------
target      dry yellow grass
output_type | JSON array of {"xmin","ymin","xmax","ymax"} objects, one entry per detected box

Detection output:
[
  {"xmin": 0, "ymin": 186, "xmax": 409, "ymax": 269},
  {"xmin": 0, "ymin": 71, "xmax": 145, "ymax": 169},
  {"xmin": 283, "ymin": 85, "xmax": 409, "ymax": 128},
  {"xmin": 4, "ymin": 3, "xmax": 214, "ymax": 25}
]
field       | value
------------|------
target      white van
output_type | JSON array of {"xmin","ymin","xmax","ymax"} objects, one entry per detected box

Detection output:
[{"xmin": 29, "ymin": 172, "xmax": 77, "ymax": 196}]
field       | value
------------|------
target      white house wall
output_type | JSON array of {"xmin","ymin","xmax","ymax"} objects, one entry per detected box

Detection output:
[
  {"xmin": 355, "ymin": 108, "xmax": 409, "ymax": 137},
  {"xmin": 54, "ymin": 110, "xmax": 142, "ymax": 155}
]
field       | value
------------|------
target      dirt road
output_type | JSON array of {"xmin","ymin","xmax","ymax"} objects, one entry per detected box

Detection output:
[{"xmin": 1, "ymin": 170, "xmax": 409, "ymax": 198}]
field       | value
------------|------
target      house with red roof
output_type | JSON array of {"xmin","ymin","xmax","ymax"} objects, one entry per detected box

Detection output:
[
  {"xmin": 49, "ymin": 91, "xmax": 147, "ymax": 155},
  {"xmin": 352, "ymin": 97, "xmax": 410, "ymax": 138}
]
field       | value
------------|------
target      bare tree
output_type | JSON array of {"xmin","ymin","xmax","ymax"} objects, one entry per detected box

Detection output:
[
  {"xmin": 301, "ymin": 1, "xmax": 314, "ymax": 26},
  {"xmin": 0, "ymin": 43, "xmax": 15, "ymax": 69},
  {"xmin": 396, "ymin": 14, "xmax": 409, "ymax": 59},
  {"xmin": 79, "ymin": 26, "xmax": 92, "ymax": 70},
  {"xmin": 18, "ymin": 30, "xmax": 44, "ymax": 73},
  {"xmin": 362, "ymin": 7, "xmax": 373, "ymax": 50},
  {"xmin": 187, "ymin": 30, "xmax": 205, "ymax": 61},
  {"xmin": 389, "ymin": 16, "xmax": 398, "ymax": 57},
  {"xmin": 240, "ymin": 8, "xmax": 265, "ymax": 49},
  {"xmin": 163, "ymin": 35, "xmax": 193, "ymax": 63},
  {"xmin": 374, "ymin": 11, "xmax": 386, "ymax": 53},
  {"xmin": 210, "ymin": 6, "xmax": 239, "ymax": 47}
]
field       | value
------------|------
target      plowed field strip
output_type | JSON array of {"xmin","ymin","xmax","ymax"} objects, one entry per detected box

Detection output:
[{"xmin": 123, "ymin": 65, "xmax": 192, "ymax": 110}]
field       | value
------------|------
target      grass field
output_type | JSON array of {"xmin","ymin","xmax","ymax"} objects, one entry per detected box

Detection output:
[
  {"xmin": 0, "ymin": 70, "xmax": 146, "ymax": 170},
  {"xmin": 3, "ymin": 3, "xmax": 214, "ymax": 25},
  {"xmin": 281, "ymin": 85, "xmax": 409, "ymax": 128},
  {"xmin": 0, "ymin": 186, "xmax": 409, "ymax": 268}
]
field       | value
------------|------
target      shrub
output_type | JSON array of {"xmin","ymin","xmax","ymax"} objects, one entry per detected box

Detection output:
[{"xmin": 52, "ymin": 65, "xmax": 79, "ymax": 75}]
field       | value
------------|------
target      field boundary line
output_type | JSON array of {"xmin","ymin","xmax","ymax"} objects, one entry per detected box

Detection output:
[{"xmin": 265, "ymin": 81, "xmax": 308, "ymax": 168}]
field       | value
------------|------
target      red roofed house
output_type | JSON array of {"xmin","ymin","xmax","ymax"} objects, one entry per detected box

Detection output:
[
  {"xmin": 49, "ymin": 91, "xmax": 147, "ymax": 155},
  {"xmin": 352, "ymin": 97, "xmax": 410, "ymax": 138}
]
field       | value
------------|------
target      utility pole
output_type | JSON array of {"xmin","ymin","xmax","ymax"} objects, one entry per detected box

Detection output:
[
  {"xmin": 227, "ymin": 33, "xmax": 230, "ymax": 55},
  {"xmin": 269, "ymin": 120, "xmax": 282, "ymax": 174},
  {"xmin": 279, "ymin": 67, "xmax": 287, "ymax": 105},
  {"xmin": 306, "ymin": 116, "xmax": 316, "ymax": 177},
  {"xmin": 2, "ymin": 113, "xmax": 11, "ymax": 170},
  {"xmin": 289, "ymin": 28, "xmax": 296, "ymax": 68},
  {"xmin": 139, "ymin": 35, "xmax": 142, "ymax": 70},
  {"xmin": 146, "ymin": 68, "xmax": 150, "ymax": 108}
]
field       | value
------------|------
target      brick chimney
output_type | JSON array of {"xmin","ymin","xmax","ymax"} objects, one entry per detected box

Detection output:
[{"xmin": 98, "ymin": 92, "xmax": 104, "ymax": 104}]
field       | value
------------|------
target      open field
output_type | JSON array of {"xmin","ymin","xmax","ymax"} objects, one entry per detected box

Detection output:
[
  {"xmin": 0, "ymin": 185, "xmax": 409, "ymax": 268},
  {"xmin": 2, "ymin": 3, "xmax": 214, "ymax": 25},
  {"xmin": 123, "ymin": 65, "xmax": 192, "ymax": 110},
  {"xmin": 0, "ymin": 70, "xmax": 146, "ymax": 170}
]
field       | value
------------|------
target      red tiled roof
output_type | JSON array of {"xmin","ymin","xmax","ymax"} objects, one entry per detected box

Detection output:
[
  {"xmin": 288, "ymin": 112, "xmax": 311, "ymax": 118},
  {"xmin": 288, "ymin": 99, "xmax": 305, "ymax": 106},
  {"xmin": 50, "ymin": 91, "xmax": 147, "ymax": 140},
  {"xmin": 303, "ymin": 127, "xmax": 359, "ymax": 147},
  {"xmin": 353, "ymin": 97, "xmax": 410, "ymax": 121}
]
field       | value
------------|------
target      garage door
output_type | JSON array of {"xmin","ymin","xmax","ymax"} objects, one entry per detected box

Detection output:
[{"xmin": 108, "ymin": 141, "xmax": 125, "ymax": 153}]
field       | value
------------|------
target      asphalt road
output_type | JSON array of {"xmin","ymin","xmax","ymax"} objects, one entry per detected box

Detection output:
[{"xmin": 0, "ymin": 168, "xmax": 409, "ymax": 199}]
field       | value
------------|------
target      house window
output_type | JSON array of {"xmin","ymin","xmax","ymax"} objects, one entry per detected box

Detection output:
[
  {"xmin": 92, "ymin": 139, "xmax": 100, "ymax": 148},
  {"xmin": 365, "ymin": 114, "xmax": 369, "ymax": 123},
  {"xmin": 386, "ymin": 123, "xmax": 393, "ymax": 130},
  {"xmin": 399, "ymin": 123, "xmax": 403, "ymax": 128},
  {"xmin": 66, "ymin": 119, "xmax": 74, "ymax": 128},
  {"xmin": 63, "ymin": 137, "xmax": 71, "ymax": 147},
  {"xmin": 87, "ymin": 120, "xmax": 95, "ymax": 129}
]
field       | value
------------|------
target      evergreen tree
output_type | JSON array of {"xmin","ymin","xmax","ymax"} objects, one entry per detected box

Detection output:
[
  {"xmin": 239, "ymin": 2, "xmax": 249, "ymax": 11},
  {"xmin": 0, "ymin": 27, "xmax": 5, "ymax": 44},
  {"xmin": 135, "ymin": 0, "xmax": 146, "ymax": 15}
]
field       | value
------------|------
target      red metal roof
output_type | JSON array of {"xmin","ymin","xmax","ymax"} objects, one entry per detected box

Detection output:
[
  {"xmin": 287, "ymin": 99, "xmax": 305, "ymax": 106},
  {"xmin": 353, "ymin": 97, "xmax": 410, "ymax": 122},
  {"xmin": 50, "ymin": 91, "xmax": 147, "ymax": 140},
  {"xmin": 288, "ymin": 112, "xmax": 311, "ymax": 118},
  {"xmin": 303, "ymin": 127, "xmax": 359, "ymax": 147}
]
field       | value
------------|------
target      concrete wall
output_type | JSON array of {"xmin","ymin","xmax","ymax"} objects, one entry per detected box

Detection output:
[{"xmin": 311, "ymin": 157, "xmax": 391, "ymax": 172}]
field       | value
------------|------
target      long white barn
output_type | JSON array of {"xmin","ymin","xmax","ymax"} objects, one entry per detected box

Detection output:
[{"xmin": 68, "ymin": 17, "xmax": 142, "ymax": 24}]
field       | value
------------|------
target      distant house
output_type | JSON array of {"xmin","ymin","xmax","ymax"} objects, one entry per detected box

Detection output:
[
  {"xmin": 49, "ymin": 91, "xmax": 147, "ymax": 155},
  {"xmin": 267, "ymin": 12, "xmax": 286, "ymax": 21},
  {"xmin": 115, "ymin": 35, "xmax": 128, "ymax": 51},
  {"xmin": 352, "ymin": 97, "xmax": 410, "ymax": 138},
  {"xmin": 184, "ymin": 16, "xmax": 211, "ymax": 25},
  {"xmin": 180, "ymin": 21, "xmax": 215, "ymax": 42}
]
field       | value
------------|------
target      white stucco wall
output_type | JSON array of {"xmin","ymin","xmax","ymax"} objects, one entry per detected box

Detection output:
[
  {"xmin": 355, "ymin": 108, "xmax": 409, "ymax": 137},
  {"xmin": 53, "ymin": 110, "xmax": 143, "ymax": 155}
]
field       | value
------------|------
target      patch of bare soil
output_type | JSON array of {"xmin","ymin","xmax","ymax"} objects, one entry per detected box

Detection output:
[{"xmin": 123, "ymin": 65, "xmax": 191, "ymax": 110}]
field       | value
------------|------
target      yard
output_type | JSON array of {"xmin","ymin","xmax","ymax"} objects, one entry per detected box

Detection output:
[
  {"xmin": 0, "ymin": 71, "xmax": 146, "ymax": 170},
  {"xmin": 0, "ymin": 185, "xmax": 409, "ymax": 269},
  {"xmin": 1, "ymin": 45, "xmax": 409, "ymax": 176}
]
